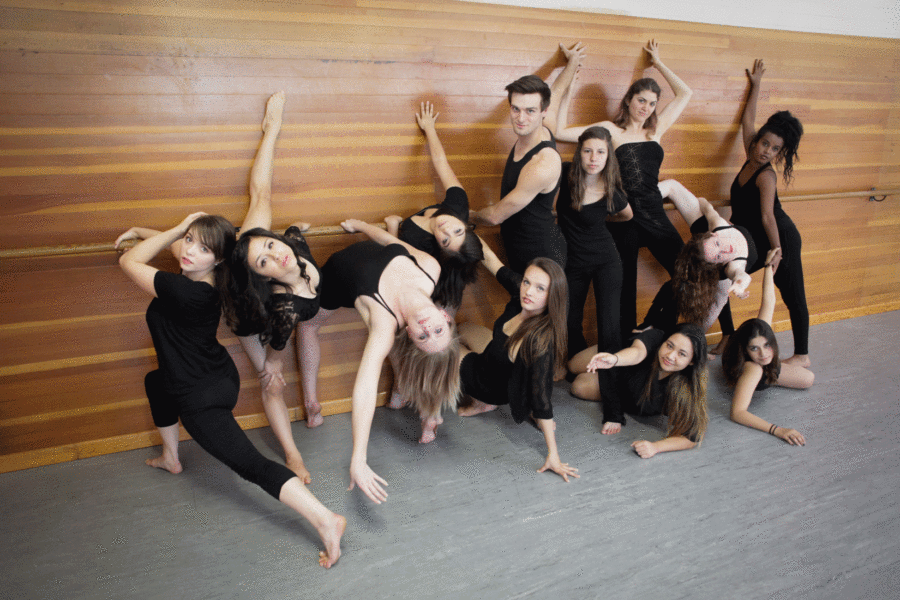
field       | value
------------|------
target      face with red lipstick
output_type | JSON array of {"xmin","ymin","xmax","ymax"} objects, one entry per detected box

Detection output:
[
  {"xmin": 657, "ymin": 333, "xmax": 694, "ymax": 373},
  {"xmin": 179, "ymin": 228, "xmax": 219, "ymax": 276},
  {"xmin": 520, "ymin": 265, "xmax": 550, "ymax": 315},
  {"xmin": 247, "ymin": 235, "xmax": 296, "ymax": 281}
]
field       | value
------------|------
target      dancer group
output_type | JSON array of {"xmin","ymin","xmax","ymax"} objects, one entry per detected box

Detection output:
[{"xmin": 116, "ymin": 41, "xmax": 815, "ymax": 570}]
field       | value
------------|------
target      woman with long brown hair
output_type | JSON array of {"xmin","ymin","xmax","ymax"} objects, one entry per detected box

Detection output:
[{"xmin": 457, "ymin": 242, "xmax": 578, "ymax": 482}]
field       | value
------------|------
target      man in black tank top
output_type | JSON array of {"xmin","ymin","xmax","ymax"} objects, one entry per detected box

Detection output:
[{"xmin": 472, "ymin": 75, "xmax": 566, "ymax": 273}]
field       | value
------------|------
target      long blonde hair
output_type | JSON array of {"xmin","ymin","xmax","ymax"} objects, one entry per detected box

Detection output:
[{"xmin": 390, "ymin": 322, "xmax": 461, "ymax": 418}]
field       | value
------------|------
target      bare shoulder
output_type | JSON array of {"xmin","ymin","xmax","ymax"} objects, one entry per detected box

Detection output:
[{"xmin": 524, "ymin": 146, "xmax": 562, "ymax": 182}]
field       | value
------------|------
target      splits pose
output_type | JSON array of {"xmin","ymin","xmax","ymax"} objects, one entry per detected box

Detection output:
[{"xmin": 116, "ymin": 211, "xmax": 345, "ymax": 568}]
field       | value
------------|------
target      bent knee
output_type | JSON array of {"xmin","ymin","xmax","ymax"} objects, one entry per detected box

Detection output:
[{"xmin": 570, "ymin": 373, "xmax": 600, "ymax": 401}]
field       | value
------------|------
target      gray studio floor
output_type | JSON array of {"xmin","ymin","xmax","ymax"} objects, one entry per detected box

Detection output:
[{"xmin": 2, "ymin": 312, "xmax": 899, "ymax": 600}]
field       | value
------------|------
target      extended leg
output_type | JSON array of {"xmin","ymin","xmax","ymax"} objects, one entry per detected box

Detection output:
[
  {"xmin": 774, "ymin": 222, "xmax": 810, "ymax": 365},
  {"xmin": 241, "ymin": 91, "xmax": 285, "ymax": 233}
]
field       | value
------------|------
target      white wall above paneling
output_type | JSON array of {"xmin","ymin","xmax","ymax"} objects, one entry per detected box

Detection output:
[{"xmin": 465, "ymin": 0, "xmax": 900, "ymax": 38}]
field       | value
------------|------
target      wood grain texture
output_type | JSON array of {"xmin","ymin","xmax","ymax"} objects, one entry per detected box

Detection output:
[{"xmin": 0, "ymin": 0, "xmax": 898, "ymax": 470}]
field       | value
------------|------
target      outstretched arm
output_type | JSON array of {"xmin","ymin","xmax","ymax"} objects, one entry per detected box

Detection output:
[
  {"xmin": 347, "ymin": 319, "xmax": 395, "ymax": 503},
  {"xmin": 730, "ymin": 362, "xmax": 806, "ymax": 446},
  {"xmin": 118, "ymin": 212, "xmax": 205, "ymax": 296},
  {"xmin": 586, "ymin": 338, "xmax": 649, "ymax": 371},
  {"xmin": 645, "ymin": 39, "xmax": 693, "ymax": 137},
  {"xmin": 472, "ymin": 149, "xmax": 561, "ymax": 226},
  {"xmin": 341, "ymin": 218, "xmax": 441, "ymax": 282},
  {"xmin": 545, "ymin": 42, "xmax": 586, "ymax": 138},
  {"xmin": 742, "ymin": 59, "xmax": 765, "ymax": 153},
  {"xmin": 415, "ymin": 101, "xmax": 463, "ymax": 191},
  {"xmin": 535, "ymin": 418, "xmax": 579, "ymax": 482},
  {"xmin": 631, "ymin": 435, "xmax": 696, "ymax": 459},
  {"xmin": 241, "ymin": 91, "xmax": 285, "ymax": 234},
  {"xmin": 477, "ymin": 235, "xmax": 505, "ymax": 276}
]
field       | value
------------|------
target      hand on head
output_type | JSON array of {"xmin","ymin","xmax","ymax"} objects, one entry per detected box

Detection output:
[{"xmin": 178, "ymin": 211, "xmax": 208, "ymax": 233}]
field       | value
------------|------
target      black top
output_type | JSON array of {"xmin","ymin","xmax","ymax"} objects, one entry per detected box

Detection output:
[
  {"xmin": 263, "ymin": 226, "xmax": 322, "ymax": 351},
  {"xmin": 499, "ymin": 139, "xmax": 566, "ymax": 273},
  {"xmin": 556, "ymin": 162, "xmax": 628, "ymax": 268},
  {"xmin": 615, "ymin": 141, "xmax": 671, "ymax": 235},
  {"xmin": 146, "ymin": 271, "xmax": 234, "ymax": 394},
  {"xmin": 398, "ymin": 186, "xmax": 469, "ymax": 258},
  {"xmin": 459, "ymin": 267, "xmax": 554, "ymax": 423},
  {"xmin": 729, "ymin": 162, "xmax": 792, "ymax": 244},
  {"xmin": 319, "ymin": 241, "xmax": 435, "ymax": 329}
]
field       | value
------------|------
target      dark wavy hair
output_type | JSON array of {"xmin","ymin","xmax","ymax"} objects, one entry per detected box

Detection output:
[
  {"xmin": 506, "ymin": 257, "xmax": 568, "ymax": 373},
  {"xmin": 641, "ymin": 323, "xmax": 709, "ymax": 442},
  {"xmin": 425, "ymin": 205, "xmax": 483, "ymax": 310},
  {"xmin": 613, "ymin": 77, "xmax": 662, "ymax": 132},
  {"xmin": 568, "ymin": 126, "xmax": 624, "ymax": 212},
  {"xmin": 229, "ymin": 227, "xmax": 312, "ymax": 340},
  {"xmin": 722, "ymin": 318, "xmax": 780, "ymax": 387},
  {"xmin": 751, "ymin": 110, "xmax": 803, "ymax": 184},
  {"xmin": 186, "ymin": 215, "xmax": 238, "ymax": 330},
  {"xmin": 672, "ymin": 233, "xmax": 719, "ymax": 327},
  {"xmin": 505, "ymin": 74, "xmax": 551, "ymax": 111}
]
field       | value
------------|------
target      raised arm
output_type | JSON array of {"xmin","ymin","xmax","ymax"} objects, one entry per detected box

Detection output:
[
  {"xmin": 544, "ymin": 42, "xmax": 586, "ymax": 138},
  {"xmin": 241, "ymin": 91, "xmax": 284, "ymax": 234},
  {"xmin": 347, "ymin": 319, "xmax": 395, "ymax": 503},
  {"xmin": 757, "ymin": 248, "xmax": 781, "ymax": 324},
  {"xmin": 742, "ymin": 59, "xmax": 765, "ymax": 153},
  {"xmin": 415, "ymin": 101, "xmax": 462, "ymax": 191},
  {"xmin": 118, "ymin": 213, "xmax": 205, "ymax": 296},
  {"xmin": 472, "ymin": 149, "xmax": 561, "ymax": 226},
  {"xmin": 756, "ymin": 168, "xmax": 783, "ymax": 273},
  {"xmin": 645, "ymin": 39, "xmax": 693, "ymax": 138}
]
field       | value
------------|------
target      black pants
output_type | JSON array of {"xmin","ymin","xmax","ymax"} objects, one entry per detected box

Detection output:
[
  {"xmin": 609, "ymin": 219, "xmax": 684, "ymax": 340},
  {"xmin": 145, "ymin": 368, "xmax": 295, "ymax": 499},
  {"xmin": 719, "ymin": 218, "xmax": 809, "ymax": 355}
]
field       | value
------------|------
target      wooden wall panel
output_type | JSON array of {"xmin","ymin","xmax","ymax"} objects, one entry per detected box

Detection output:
[{"xmin": 1, "ymin": 0, "xmax": 898, "ymax": 472}]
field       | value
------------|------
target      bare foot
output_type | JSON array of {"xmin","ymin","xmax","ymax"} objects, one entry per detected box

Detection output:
[
  {"xmin": 286, "ymin": 455, "xmax": 312, "ymax": 484},
  {"xmin": 146, "ymin": 454, "xmax": 182, "ymax": 474},
  {"xmin": 386, "ymin": 391, "xmax": 408, "ymax": 410},
  {"xmin": 305, "ymin": 400, "xmax": 323, "ymax": 428},
  {"xmin": 458, "ymin": 400, "xmax": 498, "ymax": 417},
  {"xmin": 782, "ymin": 354, "xmax": 811, "ymax": 368},
  {"xmin": 419, "ymin": 415, "xmax": 443, "ymax": 444},
  {"xmin": 317, "ymin": 514, "xmax": 347, "ymax": 569},
  {"xmin": 262, "ymin": 91, "xmax": 285, "ymax": 132}
]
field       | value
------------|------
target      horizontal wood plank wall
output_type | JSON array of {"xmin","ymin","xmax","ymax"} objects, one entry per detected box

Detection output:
[{"xmin": 1, "ymin": 0, "xmax": 898, "ymax": 472}]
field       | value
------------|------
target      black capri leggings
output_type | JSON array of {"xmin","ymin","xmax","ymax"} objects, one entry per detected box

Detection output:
[{"xmin": 145, "ymin": 367, "xmax": 295, "ymax": 499}]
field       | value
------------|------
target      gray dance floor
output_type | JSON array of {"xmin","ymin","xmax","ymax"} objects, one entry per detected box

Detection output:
[{"xmin": 3, "ymin": 312, "xmax": 899, "ymax": 600}]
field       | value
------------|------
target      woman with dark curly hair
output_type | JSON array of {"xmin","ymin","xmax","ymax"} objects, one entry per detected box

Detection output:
[
  {"xmin": 719, "ymin": 59, "xmax": 810, "ymax": 367},
  {"xmin": 569, "ymin": 323, "xmax": 709, "ymax": 458},
  {"xmin": 722, "ymin": 248, "xmax": 814, "ymax": 445}
]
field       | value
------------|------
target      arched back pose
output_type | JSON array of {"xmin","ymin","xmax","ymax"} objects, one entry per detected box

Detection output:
[
  {"xmin": 568, "ymin": 324, "xmax": 708, "ymax": 458},
  {"xmin": 457, "ymin": 243, "xmax": 577, "ymax": 482},
  {"xmin": 638, "ymin": 187, "xmax": 756, "ymax": 336},
  {"xmin": 720, "ymin": 59, "xmax": 810, "ymax": 367},
  {"xmin": 556, "ymin": 39, "xmax": 693, "ymax": 337},
  {"xmin": 311, "ymin": 219, "xmax": 461, "ymax": 503},
  {"xmin": 116, "ymin": 212, "xmax": 345, "ymax": 568},
  {"xmin": 722, "ymin": 248, "xmax": 814, "ymax": 445},
  {"xmin": 384, "ymin": 101, "xmax": 483, "ymax": 311}
]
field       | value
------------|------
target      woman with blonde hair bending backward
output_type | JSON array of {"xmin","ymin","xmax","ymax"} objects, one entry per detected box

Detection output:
[
  {"xmin": 116, "ymin": 212, "xmax": 345, "ymax": 568},
  {"xmin": 313, "ymin": 219, "xmax": 461, "ymax": 503},
  {"xmin": 457, "ymin": 242, "xmax": 578, "ymax": 482},
  {"xmin": 722, "ymin": 248, "xmax": 814, "ymax": 446},
  {"xmin": 569, "ymin": 323, "xmax": 708, "ymax": 458},
  {"xmin": 555, "ymin": 39, "xmax": 693, "ymax": 336}
]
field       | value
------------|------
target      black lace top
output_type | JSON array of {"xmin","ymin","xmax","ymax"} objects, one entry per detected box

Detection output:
[{"xmin": 261, "ymin": 226, "xmax": 321, "ymax": 351}]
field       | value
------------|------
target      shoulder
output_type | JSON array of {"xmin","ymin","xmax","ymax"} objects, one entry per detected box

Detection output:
[
  {"xmin": 523, "ymin": 146, "xmax": 561, "ymax": 179},
  {"xmin": 756, "ymin": 167, "xmax": 778, "ymax": 187},
  {"xmin": 741, "ymin": 360, "xmax": 764, "ymax": 382}
]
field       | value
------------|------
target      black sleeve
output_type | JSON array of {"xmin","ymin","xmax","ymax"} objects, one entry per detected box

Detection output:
[
  {"xmin": 611, "ymin": 189, "xmax": 629, "ymax": 214},
  {"xmin": 508, "ymin": 350, "xmax": 554, "ymax": 424},
  {"xmin": 442, "ymin": 187, "xmax": 469, "ymax": 219},
  {"xmin": 261, "ymin": 294, "xmax": 301, "ymax": 352},
  {"xmin": 495, "ymin": 266, "xmax": 522, "ymax": 298}
]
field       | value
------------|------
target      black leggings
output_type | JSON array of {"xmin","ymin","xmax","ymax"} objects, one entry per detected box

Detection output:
[
  {"xmin": 145, "ymin": 368, "xmax": 295, "ymax": 499},
  {"xmin": 609, "ymin": 219, "xmax": 684, "ymax": 340},
  {"xmin": 719, "ymin": 219, "xmax": 809, "ymax": 354}
]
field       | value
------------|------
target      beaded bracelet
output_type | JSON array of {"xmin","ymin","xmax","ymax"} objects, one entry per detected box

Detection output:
[{"xmin": 768, "ymin": 424, "xmax": 778, "ymax": 436}]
